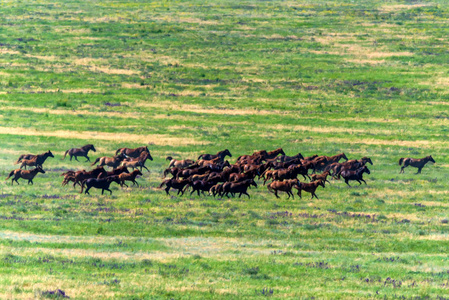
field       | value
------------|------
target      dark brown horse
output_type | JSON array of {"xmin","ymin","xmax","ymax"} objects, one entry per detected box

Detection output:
[
  {"xmin": 197, "ymin": 149, "xmax": 232, "ymax": 161},
  {"xmin": 340, "ymin": 166, "xmax": 370, "ymax": 186},
  {"xmin": 63, "ymin": 144, "xmax": 96, "ymax": 162},
  {"xmin": 6, "ymin": 166, "xmax": 45, "ymax": 185},
  {"xmin": 116, "ymin": 146, "xmax": 152, "ymax": 159},
  {"xmin": 399, "ymin": 156, "xmax": 435, "ymax": 174},
  {"xmin": 72, "ymin": 166, "xmax": 107, "ymax": 188},
  {"xmin": 91, "ymin": 153, "xmax": 127, "ymax": 168},
  {"xmin": 159, "ymin": 178, "xmax": 190, "ymax": 195},
  {"xmin": 222, "ymin": 179, "xmax": 257, "ymax": 198},
  {"xmin": 19, "ymin": 150, "xmax": 54, "ymax": 169}
]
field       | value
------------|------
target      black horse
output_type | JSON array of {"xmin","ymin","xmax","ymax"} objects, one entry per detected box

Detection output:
[
  {"xmin": 81, "ymin": 175, "xmax": 120, "ymax": 195},
  {"xmin": 340, "ymin": 166, "xmax": 370, "ymax": 186},
  {"xmin": 63, "ymin": 144, "xmax": 96, "ymax": 162}
]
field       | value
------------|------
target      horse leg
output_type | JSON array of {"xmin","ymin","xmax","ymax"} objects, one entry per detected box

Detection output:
[
  {"xmin": 274, "ymin": 190, "xmax": 280, "ymax": 199},
  {"xmin": 133, "ymin": 180, "xmax": 139, "ymax": 187},
  {"xmin": 400, "ymin": 165, "xmax": 406, "ymax": 174},
  {"xmin": 106, "ymin": 188, "xmax": 113, "ymax": 195},
  {"xmin": 85, "ymin": 187, "xmax": 91, "ymax": 195},
  {"xmin": 416, "ymin": 167, "xmax": 422, "ymax": 174},
  {"xmin": 360, "ymin": 178, "xmax": 367, "ymax": 184},
  {"xmin": 345, "ymin": 179, "xmax": 351, "ymax": 187},
  {"xmin": 28, "ymin": 179, "xmax": 33, "ymax": 185},
  {"xmin": 243, "ymin": 191, "xmax": 250, "ymax": 198},
  {"xmin": 121, "ymin": 181, "xmax": 129, "ymax": 188},
  {"xmin": 312, "ymin": 192, "xmax": 319, "ymax": 199},
  {"xmin": 85, "ymin": 155, "xmax": 90, "ymax": 162}
]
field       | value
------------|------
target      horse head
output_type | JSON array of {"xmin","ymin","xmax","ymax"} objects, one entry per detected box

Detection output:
[
  {"xmin": 224, "ymin": 149, "xmax": 232, "ymax": 157},
  {"xmin": 47, "ymin": 150, "xmax": 54, "ymax": 158},
  {"xmin": 428, "ymin": 155, "xmax": 436, "ymax": 163},
  {"xmin": 166, "ymin": 156, "xmax": 173, "ymax": 161},
  {"xmin": 342, "ymin": 153, "xmax": 348, "ymax": 161},
  {"xmin": 279, "ymin": 148, "xmax": 286, "ymax": 156},
  {"xmin": 36, "ymin": 166, "xmax": 46, "ymax": 173},
  {"xmin": 90, "ymin": 144, "xmax": 96, "ymax": 152},
  {"xmin": 363, "ymin": 166, "xmax": 371, "ymax": 175}
]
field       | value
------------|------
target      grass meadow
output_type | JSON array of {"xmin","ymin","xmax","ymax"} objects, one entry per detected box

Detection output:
[{"xmin": 1, "ymin": 0, "xmax": 449, "ymax": 298}]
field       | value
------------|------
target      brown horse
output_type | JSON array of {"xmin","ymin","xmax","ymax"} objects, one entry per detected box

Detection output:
[
  {"xmin": 295, "ymin": 180, "xmax": 325, "ymax": 199},
  {"xmin": 91, "ymin": 153, "xmax": 127, "ymax": 169},
  {"xmin": 63, "ymin": 144, "xmax": 96, "ymax": 162},
  {"xmin": 198, "ymin": 149, "xmax": 232, "ymax": 161},
  {"xmin": 119, "ymin": 170, "xmax": 143, "ymax": 187},
  {"xmin": 166, "ymin": 156, "xmax": 195, "ymax": 169},
  {"xmin": 121, "ymin": 151, "xmax": 151, "ymax": 172},
  {"xmin": 267, "ymin": 179, "xmax": 301, "ymax": 199},
  {"xmin": 19, "ymin": 150, "xmax": 54, "ymax": 169},
  {"xmin": 314, "ymin": 153, "xmax": 348, "ymax": 172},
  {"xmin": 310, "ymin": 171, "xmax": 331, "ymax": 184},
  {"xmin": 116, "ymin": 146, "xmax": 152, "ymax": 159},
  {"xmin": 6, "ymin": 166, "xmax": 45, "ymax": 185},
  {"xmin": 399, "ymin": 156, "xmax": 435, "ymax": 174},
  {"xmin": 15, "ymin": 154, "xmax": 36, "ymax": 164},
  {"xmin": 253, "ymin": 148, "xmax": 286, "ymax": 160}
]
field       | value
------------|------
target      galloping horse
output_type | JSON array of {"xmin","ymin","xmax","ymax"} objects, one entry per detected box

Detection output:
[
  {"xmin": 91, "ymin": 153, "xmax": 127, "ymax": 169},
  {"xmin": 116, "ymin": 146, "xmax": 152, "ymax": 159},
  {"xmin": 166, "ymin": 156, "xmax": 195, "ymax": 169},
  {"xmin": 81, "ymin": 176, "xmax": 121, "ymax": 195},
  {"xmin": 19, "ymin": 151, "xmax": 54, "ymax": 169},
  {"xmin": 399, "ymin": 156, "xmax": 435, "ymax": 174},
  {"xmin": 6, "ymin": 166, "xmax": 45, "ymax": 185},
  {"xmin": 295, "ymin": 179, "xmax": 326, "ymax": 199},
  {"xmin": 267, "ymin": 179, "xmax": 301, "ymax": 199},
  {"xmin": 340, "ymin": 165, "xmax": 370, "ymax": 186},
  {"xmin": 63, "ymin": 144, "xmax": 96, "ymax": 162},
  {"xmin": 121, "ymin": 151, "xmax": 152, "ymax": 172},
  {"xmin": 119, "ymin": 170, "xmax": 143, "ymax": 187},
  {"xmin": 198, "ymin": 149, "xmax": 232, "ymax": 161}
]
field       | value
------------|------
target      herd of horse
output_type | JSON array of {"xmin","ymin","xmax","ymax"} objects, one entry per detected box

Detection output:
[
  {"xmin": 7, "ymin": 145, "xmax": 152, "ymax": 195},
  {"xmin": 5, "ymin": 144, "xmax": 436, "ymax": 198}
]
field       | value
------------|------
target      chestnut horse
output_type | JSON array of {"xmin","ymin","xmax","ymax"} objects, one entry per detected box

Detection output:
[
  {"xmin": 295, "ymin": 180, "xmax": 325, "ymax": 199},
  {"xmin": 121, "ymin": 151, "xmax": 151, "ymax": 172},
  {"xmin": 267, "ymin": 179, "xmax": 300, "ymax": 199},
  {"xmin": 166, "ymin": 156, "xmax": 195, "ymax": 169},
  {"xmin": 399, "ymin": 156, "xmax": 435, "ymax": 174},
  {"xmin": 19, "ymin": 150, "xmax": 54, "ymax": 169},
  {"xmin": 6, "ymin": 166, "xmax": 45, "ymax": 185},
  {"xmin": 119, "ymin": 169, "xmax": 143, "ymax": 187},
  {"xmin": 63, "ymin": 144, "xmax": 96, "ymax": 162},
  {"xmin": 116, "ymin": 146, "xmax": 152, "ymax": 159},
  {"xmin": 91, "ymin": 153, "xmax": 127, "ymax": 168}
]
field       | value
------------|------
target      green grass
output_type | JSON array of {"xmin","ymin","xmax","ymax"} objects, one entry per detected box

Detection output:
[{"xmin": 1, "ymin": 0, "xmax": 449, "ymax": 298}]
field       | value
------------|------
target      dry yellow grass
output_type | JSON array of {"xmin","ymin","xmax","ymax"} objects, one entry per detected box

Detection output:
[{"xmin": 0, "ymin": 127, "xmax": 207, "ymax": 146}]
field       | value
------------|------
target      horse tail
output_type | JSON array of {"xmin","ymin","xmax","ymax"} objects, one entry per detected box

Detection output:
[
  {"xmin": 5, "ymin": 170, "xmax": 14, "ymax": 181},
  {"xmin": 399, "ymin": 158, "xmax": 404, "ymax": 166},
  {"xmin": 115, "ymin": 148, "xmax": 123, "ymax": 155},
  {"xmin": 159, "ymin": 180, "xmax": 168, "ymax": 189},
  {"xmin": 197, "ymin": 154, "xmax": 203, "ymax": 160},
  {"xmin": 91, "ymin": 157, "xmax": 100, "ymax": 166},
  {"xmin": 62, "ymin": 150, "xmax": 69, "ymax": 160}
]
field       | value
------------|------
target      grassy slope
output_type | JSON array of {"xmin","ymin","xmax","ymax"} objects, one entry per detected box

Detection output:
[{"xmin": 1, "ymin": 0, "xmax": 449, "ymax": 298}]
